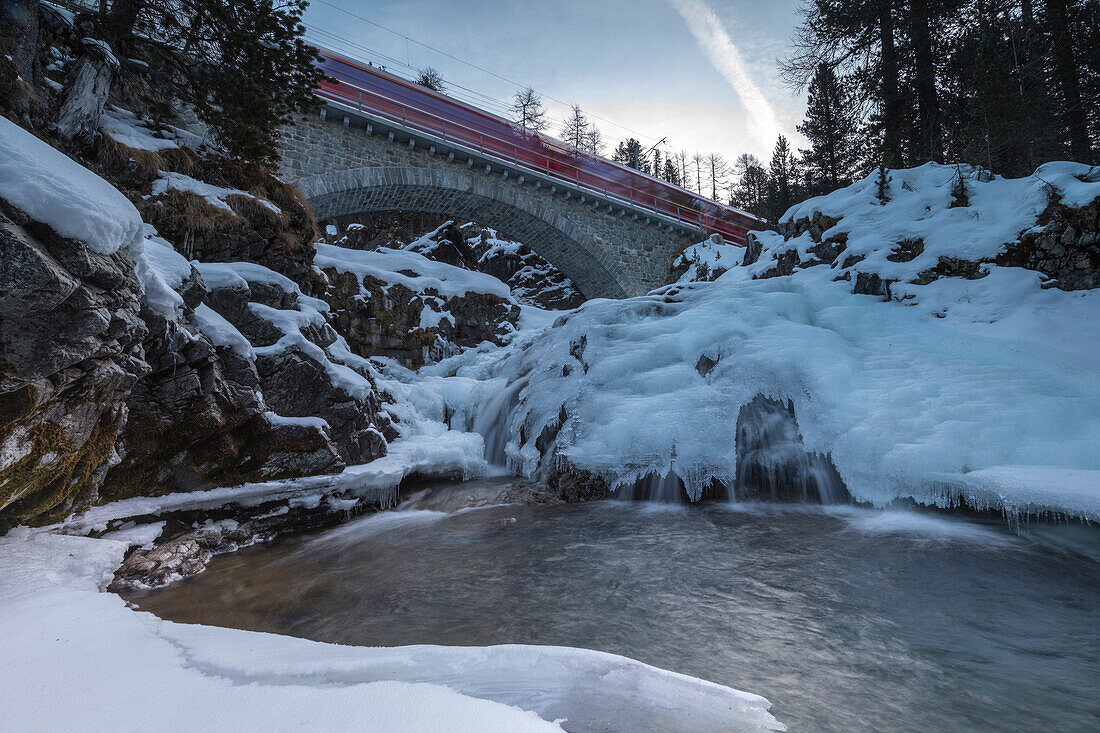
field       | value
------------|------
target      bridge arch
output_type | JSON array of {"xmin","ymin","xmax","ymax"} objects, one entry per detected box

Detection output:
[{"xmin": 297, "ymin": 166, "xmax": 632, "ymax": 299}]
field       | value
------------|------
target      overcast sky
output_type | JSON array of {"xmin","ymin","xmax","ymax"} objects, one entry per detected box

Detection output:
[{"xmin": 302, "ymin": 0, "xmax": 807, "ymax": 165}]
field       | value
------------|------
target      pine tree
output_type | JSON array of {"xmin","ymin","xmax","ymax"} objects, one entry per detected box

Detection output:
[
  {"xmin": 765, "ymin": 135, "xmax": 799, "ymax": 223},
  {"xmin": 797, "ymin": 63, "xmax": 858, "ymax": 192},
  {"xmin": 1045, "ymin": 0, "xmax": 1093, "ymax": 160},
  {"xmin": 612, "ymin": 138, "xmax": 646, "ymax": 170},
  {"xmin": 72, "ymin": 0, "xmax": 324, "ymax": 165},
  {"xmin": 674, "ymin": 150, "xmax": 690, "ymax": 186},
  {"xmin": 511, "ymin": 87, "xmax": 548, "ymax": 132},
  {"xmin": 661, "ymin": 157, "xmax": 682, "ymax": 186},
  {"xmin": 731, "ymin": 153, "xmax": 768, "ymax": 218}
]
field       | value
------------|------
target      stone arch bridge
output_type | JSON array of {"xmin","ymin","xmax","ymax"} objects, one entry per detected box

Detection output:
[
  {"xmin": 277, "ymin": 52, "xmax": 758, "ymax": 299},
  {"xmin": 279, "ymin": 113, "xmax": 698, "ymax": 299}
]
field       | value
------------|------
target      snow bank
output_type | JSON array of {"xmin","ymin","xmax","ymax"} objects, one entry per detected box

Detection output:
[
  {"xmin": 99, "ymin": 106, "xmax": 179, "ymax": 151},
  {"xmin": 433, "ymin": 266, "xmax": 1100, "ymax": 520},
  {"xmin": 0, "ymin": 529, "xmax": 572, "ymax": 733},
  {"xmin": 746, "ymin": 162, "xmax": 1100, "ymax": 288},
  {"xmin": 314, "ymin": 242, "xmax": 512, "ymax": 299},
  {"xmin": 0, "ymin": 115, "xmax": 143, "ymax": 255}
]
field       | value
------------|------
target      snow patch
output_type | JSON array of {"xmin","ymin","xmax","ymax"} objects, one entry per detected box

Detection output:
[
  {"xmin": 151, "ymin": 171, "xmax": 280, "ymax": 214},
  {"xmin": 0, "ymin": 115, "xmax": 143, "ymax": 255},
  {"xmin": 314, "ymin": 242, "xmax": 511, "ymax": 299}
]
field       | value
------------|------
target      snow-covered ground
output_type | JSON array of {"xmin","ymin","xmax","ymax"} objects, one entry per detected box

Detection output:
[{"xmin": 0, "ymin": 526, "xmax": 782, "ymax": 732}]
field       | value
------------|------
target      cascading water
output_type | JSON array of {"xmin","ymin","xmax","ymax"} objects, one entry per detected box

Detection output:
[
  {"xmin": 615, "ymin": 470, "xmax": 687, "ymax": 503},
  {"xmin": 473, "ymin": 381, "xmax": 849, "ymax": 505},
  {"xmin": 473, "ymin": 375, "xmax": 529, "ymax": 468},
  {"xmin": 734, "ymin": 395, "xmax": 849, "ymax": 503}
]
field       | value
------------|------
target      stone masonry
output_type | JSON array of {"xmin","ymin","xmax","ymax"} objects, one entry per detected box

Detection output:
[{"xmin": 278, "ymin": 110, "xmax": 698, "ymax": 298}]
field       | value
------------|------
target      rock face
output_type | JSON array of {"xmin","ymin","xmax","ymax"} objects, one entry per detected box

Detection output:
[
  {"xmin": 139, "ymin": 153, "xmax": 320, "ymax": 290},
  {"xmin": 1000, "ymin": 198, "xmax": 1100, "ymax": 290},
  {"xmin": 0, "ymin": 202, "xmax": 147, "ymax": 528},
  {"xmin": 314, "ymin": 251, "xmax": 520, "ymax": 370},
  {"xmin": 103, "ymin": 305, "xmax": 343, "ymax": 502},
  {"xmin": 200, "ymin": 263, "xmax": 391, "ymax": 466}
]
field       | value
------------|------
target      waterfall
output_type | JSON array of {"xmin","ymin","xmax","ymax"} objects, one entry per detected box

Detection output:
[
  {"xmin": 472, "ymin": 375, "xmax": 529, "ymax": 468},
  {"xmin": 734, "ymin": 395, "xmax": 849, "ymax": 503},
  {"xmin": 615, "ymin": 470, "xmax": 688, "ymax": 503}
]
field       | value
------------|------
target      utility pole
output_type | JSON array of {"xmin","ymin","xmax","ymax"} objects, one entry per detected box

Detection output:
[{"xmin": 640, "ymin": 137, "xmax": 666, "ymax": 174}]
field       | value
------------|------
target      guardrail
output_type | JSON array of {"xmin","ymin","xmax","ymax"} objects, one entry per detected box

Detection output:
[{"xmin": 315, "ymin": 78, "xmax": 750, "ymax": 244}]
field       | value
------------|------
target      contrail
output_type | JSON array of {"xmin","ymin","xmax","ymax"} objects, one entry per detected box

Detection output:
[{"xmin": 668, "ymin": 0, "xmax": 783, "ymax": 148}]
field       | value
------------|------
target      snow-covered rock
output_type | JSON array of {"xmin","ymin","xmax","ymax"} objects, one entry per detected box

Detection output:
[
  {"xmin": 471, "ymin": 226, "xmax": 585, "ymax": 309},
  {"xmin": 739, "ymin": 162, "xmax": 1100, "ymax": 296},
  {"xmin": 313, "ymin": 242, "xmax": 519, "ymax": 368},
  {"xmin": 196, "ymin": 259, "xmax": 392, "ymax": 466},
  {"xmin": 0, "ymin": 115, "xmax": 148, "ymax": 527},
  {"xmin": 0, "ymin": 115, "xmax": 143, "ymax": 255}
]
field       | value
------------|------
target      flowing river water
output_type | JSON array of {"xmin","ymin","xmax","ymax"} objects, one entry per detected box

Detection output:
[{"xmin": 123, "ymin": 481, "xmax": 1100, "ymax": 732}]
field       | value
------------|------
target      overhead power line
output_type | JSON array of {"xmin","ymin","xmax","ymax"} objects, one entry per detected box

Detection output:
[{"xmin": 307, "ymin": 0, "xmax": 667, "ymax": 147}]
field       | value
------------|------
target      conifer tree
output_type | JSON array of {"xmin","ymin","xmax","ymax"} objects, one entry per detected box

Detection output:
[
  {"xmin": 731, "ymin": 153, "xmax": 768, "ymax": 218},
  {"xmin": 662, "ymin": 157, "xmax": 682, "ymax": 186},
  {"xmin": 797, "ymin": 63, "xmax": 858, "ymax": 192},
  {"xmin": 765, "ymin": 135, "xmax": 799, "ymax": 223},
  {"xmin": 612, "ymin": 138, "xmax": 647, "ymax": 170},
  {"xmin": 76, "ymin": 0, "xmax": 324, "ymax": 166}
]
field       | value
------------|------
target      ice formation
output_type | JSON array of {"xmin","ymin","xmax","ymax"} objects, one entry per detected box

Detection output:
[{"xmin": 418, "ymin": 163, "xmax": 1100, "ymax": 520}]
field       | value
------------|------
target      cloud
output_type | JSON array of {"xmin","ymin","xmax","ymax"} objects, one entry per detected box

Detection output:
[{"xmin": 668, "ymin": 0, "xmax": 783, "ymax": 149}]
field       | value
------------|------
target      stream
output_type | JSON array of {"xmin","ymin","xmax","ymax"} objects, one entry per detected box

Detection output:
[{"xmin": 123, "ymin": 482, "xmax": 1100, "ymax": 732}]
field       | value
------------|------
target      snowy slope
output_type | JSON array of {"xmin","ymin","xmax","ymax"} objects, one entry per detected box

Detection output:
[
  {"xmin": 744, "ymin": 162, "xmax": 1100, "ymax": 294},
  {"xmin": 416, "ymin": 164, "xmax": 1100, "ymax": 520}
]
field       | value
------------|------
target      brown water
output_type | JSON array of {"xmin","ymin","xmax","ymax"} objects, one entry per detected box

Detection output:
[{"xmin": 124, "ymin": 488, "xmax": 1100, "ymax": 732}]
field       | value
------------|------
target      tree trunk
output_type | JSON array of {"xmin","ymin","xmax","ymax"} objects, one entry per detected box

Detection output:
[
  {"xmin": 878, "ymin": 0, "xmax": 904, "ymax": 166},
  {"xmin": 909, "ymin": 0, "xmax": 944, "ymax": 162},
  {"xmin": 1045, "ymin": 0, "xmax": 1092, "ymax": 160},
  {"xmin": 57, "ymin": 52, "xmax": 114, "ymax": 141}
]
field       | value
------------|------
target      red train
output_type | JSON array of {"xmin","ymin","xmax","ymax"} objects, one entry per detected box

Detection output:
[{"xmin": 314, "ymin": 49, "xmax": 761, "ymax": 244}]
